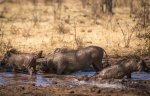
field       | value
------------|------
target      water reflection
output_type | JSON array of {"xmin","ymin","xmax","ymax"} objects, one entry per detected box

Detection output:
[
  {"xmin": 132, "ymin": 72, "xmax": 150, "ymax": 80},
  {"xmin": 73, "ymin": 71, "xmax": 150, "ymax": 80},
  {"xmin": 35, "ymin": 74, "xmax": 50, "ymax": 87},
  {"xmin": 72, "ymin": 71, "xmax": 96, "ymax": 76}
]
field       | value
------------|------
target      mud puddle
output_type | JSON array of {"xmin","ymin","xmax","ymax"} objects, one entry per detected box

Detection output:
[
  {"xmin": 132, "ymin": 72, "xmax": 150, "ymax": 80},
  {"xmin": 0, "ymin": 72, "xmax": 149, "ymax": 89},
  {"xmin": 0, "ymin": 72, "xmax": 53, "ymax": 87},
  {"xmin": 73, "ymin": 71, "xmax": 150, "ymax": 80}
]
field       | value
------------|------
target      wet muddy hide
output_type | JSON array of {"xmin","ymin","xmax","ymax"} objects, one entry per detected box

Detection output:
[
  {"xmin": 47, "ymin": 46, "xmax": 108, "ymax": 75},
  {"xmin": 92, "ymin": 57, "xmax": 150, "ymax": 79},
  {"xmin": 1, "ymin": 49, "xmax": 44, "ymax": 76}
]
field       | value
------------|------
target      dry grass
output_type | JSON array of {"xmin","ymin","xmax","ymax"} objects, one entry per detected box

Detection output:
[{"xmin": 0, "ymin": 0, "xmax": 149, "ymax": 56}]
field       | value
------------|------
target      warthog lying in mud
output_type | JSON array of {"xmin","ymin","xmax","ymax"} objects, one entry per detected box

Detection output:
[
  {"xmin": 1, "ymin": 49, "xmax": 43, "ymax": 76},
  {"xmin": 47, "ymin": 46, "xmax": 108, "ymax": 75},
  {"xmin": 93, "ymin": 57, "xmax": 149, "ymax": 79}
]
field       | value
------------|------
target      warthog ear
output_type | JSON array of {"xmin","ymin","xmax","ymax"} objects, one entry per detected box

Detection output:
[
  {"xmin": 6, "ymin": 51, "xmax": 11, "ymax": 57},
  {"xmin": 9, "ymin": 48, "xmax": 17, "ymax": 53},
  {"xmin": 37, "ymin": 50, "xmax": 43, "ymax": 58},
  {"xmin": 34, "ymin": 50, "xmax": 43, "ymax": 58}
]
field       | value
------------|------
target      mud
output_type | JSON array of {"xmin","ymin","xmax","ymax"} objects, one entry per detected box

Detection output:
[
  {"xmin": 0, "ymin": 71, "xmax": 150, "ymax": 96},
  {"xmin": 0, "ymin": 56, "xmax": 150, "ymax": 96}
]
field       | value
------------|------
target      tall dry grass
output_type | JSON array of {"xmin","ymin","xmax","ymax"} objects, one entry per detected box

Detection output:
[{"xmin": 0, "ymin": 0, "xmax": 149, "ymax": 56}]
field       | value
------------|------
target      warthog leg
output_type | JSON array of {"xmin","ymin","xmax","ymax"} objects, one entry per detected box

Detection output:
[
  {"xmin": 57, "ymin": 63, "xmax": 66, "ymax": 75},
  {"xmin": 126, "ymin": 73, "xmax": 131, "ymax": 79},
  {"xmin": 12, "ymin": 64, "xmax": 18, "ymax": 73},
  {"xmin": 27, "ymin": 67, "xmax": 33, "ymax": 76},
  {"xmin": 33, "ymin": 66, "xmax": 37, "ymax": 74}
]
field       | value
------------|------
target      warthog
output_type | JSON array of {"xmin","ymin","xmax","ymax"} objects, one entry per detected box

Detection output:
[
  {"xmin": 47, "ymin": 46, "xmax": 108, "ymax": 75},
  {"xmin": 94, "ymin": 57, "xmax": 149, "ymax": 79},
  {"xmin": 2, "ymin": 49, "xmax": 43, "ymax": 76}
]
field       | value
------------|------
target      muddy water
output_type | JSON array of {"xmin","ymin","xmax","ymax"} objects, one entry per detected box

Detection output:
[
  {"xmin": 0, "ymin": 72, "xmax": 150, "ymax": 88},
  {"xmin": 74, "ymin": 71, "xmax": 150, "ymax": 80},
  {"xmin": 132, "ymin": 72, "xmax": 150, "ymax": 80},
  {"xmin": 0, "ymin": 72, "xmax": 53, "ymax": 87}
]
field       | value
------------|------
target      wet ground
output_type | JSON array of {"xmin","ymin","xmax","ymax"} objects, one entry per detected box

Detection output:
[
  {"xmin": 0, "ymin": 71, "xmax": 150, "ymax": 96},
  {"xmin": 0, "ymin": 71, "xmax": 149, "ymax": 87}
]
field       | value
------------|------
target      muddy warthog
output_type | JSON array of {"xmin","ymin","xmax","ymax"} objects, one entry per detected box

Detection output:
[
  {"xmin": 47, "ymin": 46, "xmax": 108, "ymax": 75},
  {"xmin": 2, "ymin": 49, "xmax": 43, "ymax": 76},
  {"xmin": 94, "ymin": 57, "xmax": 149, "ymax": 79}
]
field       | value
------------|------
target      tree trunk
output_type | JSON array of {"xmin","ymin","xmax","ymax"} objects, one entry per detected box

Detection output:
[{"xmin": 102, "ymin": 0, "xmax": 113, "ymax": 14}]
